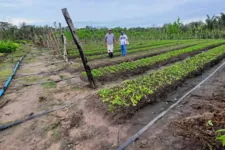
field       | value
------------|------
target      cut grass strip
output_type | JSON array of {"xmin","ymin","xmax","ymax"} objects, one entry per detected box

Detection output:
[
  {"xmin": 82, "ymin": 41, "xmax": 225, "ymax": 81},
  {"xmin": 41, "ymin": 81, "xmax": 57, "ymax": 88},
  {"xmin": 0, "ymin": 68, "xmax": 13, "ymax": 83},
  {"xmin": 98, "ymin": 43, "xmax": 225, "ymax": 113}
]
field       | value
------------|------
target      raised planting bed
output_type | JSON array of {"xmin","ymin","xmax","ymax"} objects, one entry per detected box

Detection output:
[
  {"xmin": 97, "ymin": 43, "xmax": 225, "ymax": 121},
  {"xmin": 82, "ymin": 41, "xmax": 225, "ymax": 81},
  {"xmin": 88, "ymin": 41, "xmax": 203, "ymax": 69},
  {"xmin": 67, "ymin": 40, "xmax": 178, "ymax": 57},
  {"xmin": 68, "ymin": 40, "xmax": 196, "ymax": 58},
  {"xmin": 82, "ymin": 40, "xmax": 213, "ymax": 61}
]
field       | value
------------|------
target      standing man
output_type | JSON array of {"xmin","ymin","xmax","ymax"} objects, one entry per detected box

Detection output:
[
  {"xmin": 119, "ymin": 31, "xmax": 129, "ymax": 56},
  {"xmin": 105, "ymin": 29, "xmax": 116, "ymax": 58}
]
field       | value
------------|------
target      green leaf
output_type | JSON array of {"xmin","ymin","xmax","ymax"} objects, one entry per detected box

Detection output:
[
  {"xmin": 216, "ymin": 129, "xmax": 225, "ymax": 133},
  {"xmin": 216, "ymin": 135, "xmax": 225, "ymax": 146},
  {"xmin": 207, "ymin": 120, "xmax": 213, "ymax": 127}
]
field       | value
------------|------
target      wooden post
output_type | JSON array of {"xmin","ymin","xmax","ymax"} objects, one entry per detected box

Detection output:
[
  {"xmin": 61, "ymin": 8, "xmax": 96, "ymax": 88},
  {"xmin": 59, "ymin": 23, "xmax": 63, "ymax": 43},
  {"xmin": 62, "ymin": 33, "xmax": 68, "ymax": 62}
]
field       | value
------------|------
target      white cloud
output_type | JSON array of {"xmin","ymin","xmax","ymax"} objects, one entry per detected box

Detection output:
[
  {"xmin": 1, "ymin": 17, "xmax": 44, "ymax": 26},
  {"xmin": 0, "ymin": 0, "xmax": 33, "ymax": 7},
  {"xmin": 182, "ymin": 17, "xmax": 206, "ymax": 24}
]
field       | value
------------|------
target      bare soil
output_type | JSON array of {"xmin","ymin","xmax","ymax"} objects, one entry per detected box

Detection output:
[{"xmin": 0, "ymin": 45, "xmax": 225, "ymax": 150}]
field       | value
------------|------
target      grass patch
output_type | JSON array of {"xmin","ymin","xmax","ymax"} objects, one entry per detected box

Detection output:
[
  {"xmin": 0, "ymin": 53, "xmax": 4, "ymax": 57},
  {"xmin": 21, "ymin": 76, "xmax": 40, "ymax": 83},
  {"xmin": 0, "ymin": 68, "xmax": 12, "ymax": 80},
  {"xmin": 22, "ymin": 57, "xmax": 38, "ymax": 63},
  {"xmin": 51, "ymin": 127, "xmax": 62, "ymax": 141},
  {"xmin": 70, "ymin": 86, "xmax": 80, "ymax": 91},
  {"xmin": 45, "ymin": 120, "xmax": 61, "ymax": 131},
  {"xmin": 0, "ymin": 62, "xmax": 13, "ymax": 69},
  {"xmin": 41, "ymin": 81, "xmax": 57, "ymax": 88},
  {"xmin": 59, "ymin": 75, "xmax": 65, "ymax": 80}
]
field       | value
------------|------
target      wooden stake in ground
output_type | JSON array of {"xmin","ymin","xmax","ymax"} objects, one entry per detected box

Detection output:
[
  {"xmin": 61, "ymin": 8, "xmax": 96, "ymax": 88},
  {"xmin": 62, "ymin": 33, "xmax": 68, "ymax": 62}
]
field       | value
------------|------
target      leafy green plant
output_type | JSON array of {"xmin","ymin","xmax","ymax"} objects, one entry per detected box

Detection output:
[
  {"xmin": 84, "ymin": 41, "xmax": 224, "ymax": 80},
  {"xmin": 0, "ymin": 41, "xmax": 19, "ymax": 53},
  {"xmin": 216, "ymin": 129, "xmax": 225, "ymax": 146},
  {"xmin": 207, "ymin": 120, "xmax": 214, "ymax": 127},
  {"xmin": 69, "ymin": 40, "xmax": 179, "ymax": 57},
  {"xmin": 98, "ymin": 44, "xmax": 225, "ymax": 111}
]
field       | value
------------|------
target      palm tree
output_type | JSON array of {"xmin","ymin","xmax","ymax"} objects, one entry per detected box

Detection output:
[
  {"xmin": 218, "ymin": 13, "xmax": 225, "ymax": 28},
  {"xmin": 205, "ymin": 15, "xmax": 217, "ymax": 30}
]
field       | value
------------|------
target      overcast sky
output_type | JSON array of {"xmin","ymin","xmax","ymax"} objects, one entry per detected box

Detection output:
[{"xmin": 0, "ymin": 0, "xmax": 224, "ymax": 28}]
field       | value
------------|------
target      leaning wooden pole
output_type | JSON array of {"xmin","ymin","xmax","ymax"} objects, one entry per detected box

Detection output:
[{"xmin": 61, "ymin": 8, "xmax": 96, "ymax": 88}]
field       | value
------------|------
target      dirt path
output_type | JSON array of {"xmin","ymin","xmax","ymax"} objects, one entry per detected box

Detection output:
[
  {"xmin": 1, "ymin": 46, "xmax": 225, "ymax": 150},
  {"xmin": 0, "ymin": 46, "xmax": 129, "ymax": 150}
]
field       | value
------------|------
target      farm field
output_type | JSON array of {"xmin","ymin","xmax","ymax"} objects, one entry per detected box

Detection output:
[{"xmin": 1, "ymin": 39, "xmax": 225, "ymax": 150}]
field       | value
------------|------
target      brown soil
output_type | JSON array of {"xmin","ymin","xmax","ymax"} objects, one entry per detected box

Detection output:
[{"xmin": 0, "ymin": 46, "xmax": 126, "ymax": 150}]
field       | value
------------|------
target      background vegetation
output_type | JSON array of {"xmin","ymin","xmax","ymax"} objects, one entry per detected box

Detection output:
[{"xmin": 0, "ymin": 13, "xmax": 225, "ymax": 42}]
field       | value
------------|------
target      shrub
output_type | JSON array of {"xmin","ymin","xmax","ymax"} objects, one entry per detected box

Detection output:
[{"xmin": 0, "ymin": 41, "xmax": 20, "ymax": 53}]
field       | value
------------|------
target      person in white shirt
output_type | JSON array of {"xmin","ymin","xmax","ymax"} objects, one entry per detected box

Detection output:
[
  {"xmin": 105, "ymin": 29, "xmax": 116, "ymax": 58},
  {"xmin": 119, "ymin": 31, "xmax": 129, "ymax": 56}
]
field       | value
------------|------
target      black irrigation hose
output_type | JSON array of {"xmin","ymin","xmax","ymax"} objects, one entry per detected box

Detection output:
[{"xmin": 0, "ymin": 104, "xmax": 69, "ymax": 131}]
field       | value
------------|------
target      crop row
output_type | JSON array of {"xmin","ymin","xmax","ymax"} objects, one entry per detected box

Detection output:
[
  {"xmin": 83, "ymin": 41, "xmax": 224, "ymax": 80},
  {"xmin": 68, "ymin": 40, "xmax": 180, "ymax": 57},
  {"xmin": 67, "ymin": 40, "xmax": 151, "ymax": 52},
  {"xmin": 67, "ymin": 39, "xmax": 209, "ymax": 54},
  {"xmin": 78, "ymin": 40, "xmax": 202, "ymax": 61},
  {"xmin": 88, "ymin": 42, "xmax": 202, "ymax": 69},
  {"xmin": 98, "ymin": 43, "xmax": 225, "ymax": 112},
  {"xmin": 68, "ymin": 40, "xmax": 179, "ymax": 54},
  {"xmin": 68, "ymin": 39, "xmax": 206, "ymax": 57}
]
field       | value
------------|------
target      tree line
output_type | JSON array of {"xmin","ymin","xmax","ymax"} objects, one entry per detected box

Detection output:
[{"xmin": 0, "ymin": 13, "xmax": 225, "ymax": 42}]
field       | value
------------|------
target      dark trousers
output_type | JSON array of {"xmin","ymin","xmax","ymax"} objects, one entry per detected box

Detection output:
[{"xmin": 108, "ymin": 52, "xmax": 113, "ymax": 58}]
